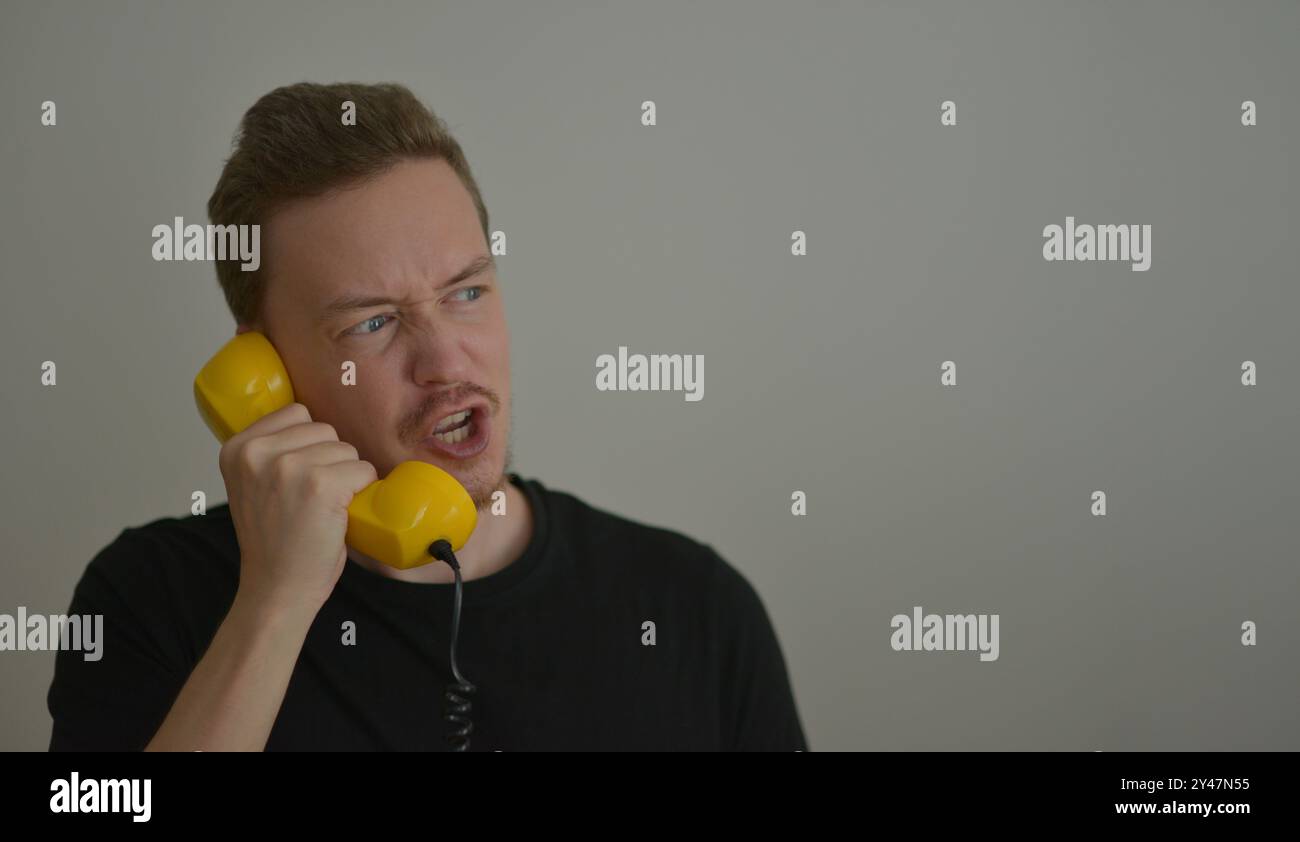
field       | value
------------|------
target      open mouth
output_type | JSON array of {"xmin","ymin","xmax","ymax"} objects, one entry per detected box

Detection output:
[{"xmin": 423, "ymin": 404, "xmax": 490, "ymax": 459}]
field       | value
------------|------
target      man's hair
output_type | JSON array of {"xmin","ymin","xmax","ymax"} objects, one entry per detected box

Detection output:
[{"xmin": 207, "ymin": 82, "xmax": 490, "ymax": 326}]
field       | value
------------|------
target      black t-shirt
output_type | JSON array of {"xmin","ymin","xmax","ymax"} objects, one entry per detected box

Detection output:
[{"xmin": 47, "ymin": 474, "xmax": 807, "ymax": 751}]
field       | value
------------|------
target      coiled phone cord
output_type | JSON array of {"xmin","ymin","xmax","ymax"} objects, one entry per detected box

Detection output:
[{"xmin": 428, "ymin": 539, "xmax": 476, "ymax": 752}]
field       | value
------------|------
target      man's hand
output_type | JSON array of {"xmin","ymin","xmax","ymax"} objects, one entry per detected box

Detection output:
[{"xmin": 219, "ymin": 402, "xmax": 378, "ymax": 613}]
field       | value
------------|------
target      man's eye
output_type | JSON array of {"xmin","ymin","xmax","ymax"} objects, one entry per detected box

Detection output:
[
  {"xmin": 346, "ymin": 314, "xmax": 394, "ymax": 336},
  {"xmin": 450, "ymin": 286, "xmax": 486, "ymax": 303}
]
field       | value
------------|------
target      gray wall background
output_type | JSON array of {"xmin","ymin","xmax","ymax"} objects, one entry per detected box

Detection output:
[{"xmin": 1, "ymin": 0, "xmax": 1296, "ymax": 751}]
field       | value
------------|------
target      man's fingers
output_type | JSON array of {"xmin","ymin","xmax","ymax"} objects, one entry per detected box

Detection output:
[
  {"xmin": 282, "ymin": 440, "xmax": 360, "ymax": 468},
  {"xmin": 307, "ymin": 459, "xmax": 380, "ymax": 499},
  {"xmin": 236, "ymin": 402, "xmax": 313, "ymax": 441}
]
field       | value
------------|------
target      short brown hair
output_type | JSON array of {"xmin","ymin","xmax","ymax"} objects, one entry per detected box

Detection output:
[{"xmin": 207, "ymin": 82, "xmax": 490, "ymax": 326}]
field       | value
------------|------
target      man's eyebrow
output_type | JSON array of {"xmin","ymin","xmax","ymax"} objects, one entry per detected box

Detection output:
[{"xmin": 316, "ymin": 255, "xmax": 496, "ymax": 323}]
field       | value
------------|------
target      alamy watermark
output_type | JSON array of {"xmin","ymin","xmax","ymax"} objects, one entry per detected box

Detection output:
[
  {"xmin": 595, "ymin": 346, "xmax": 703, "ymax": 401},
  {"xmin": 1042, "ymin": 216, "xmax": 1151, "ymax": 271},
  {"xmin": 890, "ymin": 606, "xmax": 999, "ymax": 662},
  {"xmin": 50, "ymin": 773, "xmax": 150, "ymax": 822},
  {"xmin": 151, "ymin": 216, "xmax": 260, "ymax": 270},
  {"xmin": 0, "ymin": 607, "xmax": 103, "ymax": 661}
]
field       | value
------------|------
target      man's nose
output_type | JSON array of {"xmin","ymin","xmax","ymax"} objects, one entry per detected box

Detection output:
[{"xmin": 410, "ymin": 324, "xmax": 475, "ymax": 387}]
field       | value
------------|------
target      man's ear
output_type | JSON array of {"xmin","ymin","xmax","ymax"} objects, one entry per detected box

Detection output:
[{"xmin": 235, "ymin": 323, "xmax": 253, "ymax": 336}]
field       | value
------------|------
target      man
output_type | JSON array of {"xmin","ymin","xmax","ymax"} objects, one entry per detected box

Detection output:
[{"xmin": 47, "ymin": 82, "xmax": 807, "ymax": 751}]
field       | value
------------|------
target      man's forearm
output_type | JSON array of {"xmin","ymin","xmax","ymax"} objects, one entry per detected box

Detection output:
[{"xmin": 145, "ymin": 588, "xmax": 317, "ymax": 752}]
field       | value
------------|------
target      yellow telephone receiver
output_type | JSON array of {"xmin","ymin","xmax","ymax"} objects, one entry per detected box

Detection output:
[{"xmin": 193, "ymin": 331, "xmax": 477, "ymax": 570}]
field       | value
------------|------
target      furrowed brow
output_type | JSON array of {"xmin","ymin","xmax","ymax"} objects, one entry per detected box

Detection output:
[{"xmin": 315, "ymin": 255, "xmax": 495, "ymax": 324}]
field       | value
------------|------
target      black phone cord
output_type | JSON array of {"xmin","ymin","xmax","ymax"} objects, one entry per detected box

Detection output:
[{"xmin": 428, "ymin": 539, "xmax": 476, "ymax": 752}]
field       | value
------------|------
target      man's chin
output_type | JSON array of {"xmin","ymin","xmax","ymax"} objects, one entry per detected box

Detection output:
[{"xmin": 469, "ymin": 472, "xmax": 509, "ymax": 510}]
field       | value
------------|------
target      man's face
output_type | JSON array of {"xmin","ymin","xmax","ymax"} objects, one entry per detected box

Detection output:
[{"xmin": 250, "ymin": 157, "xmax": 511, "ymax": 508}]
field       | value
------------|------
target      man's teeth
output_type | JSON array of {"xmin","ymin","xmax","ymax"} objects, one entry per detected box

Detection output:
[
  {"xmin": 435, "ymin": 423, "xmax": 471, "ymax": 445},
  {"xmin": 433, "ymin": 409, "xmax": 472, "ymax": 433},
  {"xmin": 433, "ymin": 409, "xmax": 474, "ymax": 444}
]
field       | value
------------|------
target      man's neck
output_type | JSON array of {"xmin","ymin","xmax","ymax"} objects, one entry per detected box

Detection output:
[{"xmin": 347, "ymin": 476, "xmax": 535, "ymax": 585}]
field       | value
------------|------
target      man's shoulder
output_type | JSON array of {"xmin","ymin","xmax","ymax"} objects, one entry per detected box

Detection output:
[
  {"xmin": 526, "ymin": 476, "xmax": 748, "ymax": 596},
  {"xmin": 83, "ymin": 504, "xmax": 239, "ymax": 591}
]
